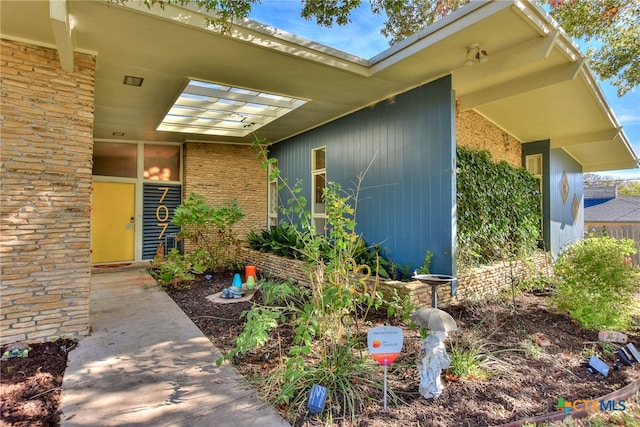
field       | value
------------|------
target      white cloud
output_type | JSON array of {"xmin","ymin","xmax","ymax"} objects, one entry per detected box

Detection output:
[{"xmin": 618, "ymin": 112, "xmax": 640, "ymax": 126}]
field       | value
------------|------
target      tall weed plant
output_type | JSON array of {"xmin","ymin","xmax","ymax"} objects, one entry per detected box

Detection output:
[
  {"xmin": 552, "ymin": 236, "xmax": 639, "ymax": 330},
  {"xmin": 218, "ymin": 135, "xmax": 391, "ymax": 423}
]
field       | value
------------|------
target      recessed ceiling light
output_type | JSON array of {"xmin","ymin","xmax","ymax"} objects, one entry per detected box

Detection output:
[
  {"xmin": 112, "ymin": 132, "xmax": 125, "ymax": 136},
  {"xmin": 123, "ymin": 75, "xmax": 144, "ymax": 87}
]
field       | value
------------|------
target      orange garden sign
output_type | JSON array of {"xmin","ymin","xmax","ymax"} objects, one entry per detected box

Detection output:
[{"xmin": 368, "ymin": 326, "xmax": 403, "ymax": 410}]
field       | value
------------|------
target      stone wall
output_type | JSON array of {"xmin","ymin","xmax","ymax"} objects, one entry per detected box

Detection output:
[
  {"xmin": 379, "ymin": 252, "xmax": 551, "ymax": 308},
  {"xmin": 240, "ymin": 248, "xmax": 313, "ymax": 286},
  {"xmin": 183, "ymin": 142, "xmax": 267, "ymax": 245},
  {"xmin": 457, "ymin": 109, "xmax": 522, "ymax": 167},
  {"xmin": 1, "ymin": 39, "xmax": 96, "ymax": 345},
  {"xmin": 239, "ymin": 248, "xmax": 551, "ymax": 309}
]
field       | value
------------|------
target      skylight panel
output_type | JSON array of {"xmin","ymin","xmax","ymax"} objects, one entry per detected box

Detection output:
[{"xmin": 158, "ymin": 79, "xmax": 308, "ymax": 137}]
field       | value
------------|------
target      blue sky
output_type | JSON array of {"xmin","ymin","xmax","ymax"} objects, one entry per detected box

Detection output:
[{"xmin": 250, "ymin": 1, "xmax": 640, "ymax": 180}]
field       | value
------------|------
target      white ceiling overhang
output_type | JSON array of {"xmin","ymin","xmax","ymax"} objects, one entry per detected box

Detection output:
[{"xmin": 0, "ymin": 0, "xmax": 636, "ymax": 172}]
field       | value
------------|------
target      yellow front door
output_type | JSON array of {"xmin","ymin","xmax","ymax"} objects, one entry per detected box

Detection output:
[{"xmin": 91, "ymin": 182, "xmax": 135, "ymax": 263}]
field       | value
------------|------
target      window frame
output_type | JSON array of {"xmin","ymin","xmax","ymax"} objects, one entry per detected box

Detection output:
[
  {"xmin": 525, "ymin": 153, "xmax": 544, "ymax": 237},
  {"xmin": 311, "ymin": 147, "xmax": 326, "ymax": 233},
  {"xmin": 267, "ymin": 161, "xmax": 278, "ymax": 229}
]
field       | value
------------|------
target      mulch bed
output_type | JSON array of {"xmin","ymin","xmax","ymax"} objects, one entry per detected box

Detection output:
[
  {"xmin": 1, "ymin": 338, "xmax": 75, "ymax": 427},
  {"xmin": 2, "ymin": 271, "xmax": 638, "ymax": 426},
  {"xmin": 166, "ymin": 272, "xmax": 640, "ymax": 426}
]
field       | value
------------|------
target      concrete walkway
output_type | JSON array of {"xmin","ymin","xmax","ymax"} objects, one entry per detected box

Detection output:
[{"xmin": 59, "ymin": 267, "xmax": 290, "ymax": 427}]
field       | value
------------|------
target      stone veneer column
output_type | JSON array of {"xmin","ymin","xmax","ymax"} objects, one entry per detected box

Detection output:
[{"xmin": 1, "ymin": 39, "xmax": 95, "ymax": 345}]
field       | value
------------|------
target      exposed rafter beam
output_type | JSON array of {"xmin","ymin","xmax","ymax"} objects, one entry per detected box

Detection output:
[
  {"xmin": 49, "ymin": 0, "xmax": 75, "ymax": 72},
  {"xmin": 458, "ymin": 59, "xmax": 585, "ymax": 109},
  {"xmin": 551, "ymin": 127, "xmax": 623, "ymax": 148},
  {"xmin": 453, "ymin": 30, "xmax": 559, "ymax": 86}
]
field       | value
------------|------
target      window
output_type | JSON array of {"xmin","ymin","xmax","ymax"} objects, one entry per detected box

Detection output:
[
  {"xmin": 526, "ymin": 154, "xmax": 542, "ymax": 177},
  {"xmin": 143, "ymin": 144, "xmax": 181, "ymax": 182},
  {"xmin": 268, "ymin": 161, "xmax": 278, "ymax": 228},
  {"xmin": 312, "ymin": 147, "xmax": 326, "ymax": 232},
  {"xmin": 93, "ymin": 142, "xmax": 137, "ymax": 178},
  {"xmin": 526, "ymin": 154, "xmax": 543, "ymax": 194}
]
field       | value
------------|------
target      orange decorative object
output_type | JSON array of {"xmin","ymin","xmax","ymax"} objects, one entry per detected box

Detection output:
[{"xmin": 245, "ymin": 265, "xmax": 257, "ymax": 282}]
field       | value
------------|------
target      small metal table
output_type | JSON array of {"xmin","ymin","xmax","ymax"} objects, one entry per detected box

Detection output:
[{"xmin": 412, "ymin": 274, "xmax": 456, "ymax": 308}]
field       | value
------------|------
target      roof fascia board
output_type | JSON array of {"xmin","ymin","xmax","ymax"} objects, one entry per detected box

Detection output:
[
  {"xmin": 512, "ymin": 0, "xmax": 637, "ymax": 166},
  {"xmin": 511, "ymin": 0, "xmax": 556, "ymax": 37},
  {"xmin": 49, "ymin": 0, "xmax": 75, "ymax": 72},
  {"xmin": 582, "ymin": 159, "xmax": 639, "ymax": 173},
  {"xmin": 512, "ymin": 0, "xmax": 581, "ymax": 63},
  {"xmin": 116, "ymin": 0, "xmax": 371, "ymax": 76},
  {"xmin": 458, "ymin": 59, "xmax": 585, "ymax": 109},
  {"xmin": 578, "ymin": 66, "xmax": 637, "ymax": 161},
  {"xmin": 580, "ymin": 65, "xmax": 624, "ymax": 129},
  {"xmin": 368, "ymin": 0, "xmax": 511, "ymax": 74}
]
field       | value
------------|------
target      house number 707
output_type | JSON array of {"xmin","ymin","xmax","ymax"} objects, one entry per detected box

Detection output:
[{"xmin": 156, "ymin": 187, "xmax": 170, "ymax": 240}]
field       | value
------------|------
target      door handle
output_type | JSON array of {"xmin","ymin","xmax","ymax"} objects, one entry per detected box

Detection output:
[{"xmin": 130, "ymin": 217, "xmax": 135, "ymax": 223}]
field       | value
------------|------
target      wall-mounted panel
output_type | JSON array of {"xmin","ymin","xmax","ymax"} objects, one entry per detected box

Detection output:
[{"xmin": 549, "ymin": 148, "xmax": 583, "ymax": 257}]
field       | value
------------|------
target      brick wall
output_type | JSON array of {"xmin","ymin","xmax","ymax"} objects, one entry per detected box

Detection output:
[
  {"xmin": 239, "ymin": 248, "xmax": 551, "ymax": 309},
  {"xmin": 457, "ymin": 109, "xmax": 522, "ymax": 167},
  {"xmin": 1, "ymin": 39, "xmax": 95, "ymax": 345},
  {"xmin": 183, "ymin": 142, "xmax": 268, "ymax": 243}
]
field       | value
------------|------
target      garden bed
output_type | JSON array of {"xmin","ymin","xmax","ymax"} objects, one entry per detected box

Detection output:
[
  {"xmin": 2, "ymin": 269, "xmax": 639, "ymax": 426},
  {"xmin": 1, "ymin": 338, "xmax": 75, "ymax": 426},
  {"xmin": 167, "ymin": 271, "xmax": 640, "ymax": 426}
]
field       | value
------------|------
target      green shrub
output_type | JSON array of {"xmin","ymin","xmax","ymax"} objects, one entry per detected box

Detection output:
[
  {"xmin": 149, "ymin": 248, "xmax": 194, "ymax": 288},
  {"xmin": 447, "ymin": 338, "xmax": 491, "ymax": 381},
  {"xmin": 552, "ymin": 236, "xmax": 639, "ymax": 330},
  {"xmin": 220, "ymin": 306, "xmax": 283, "ymax": 361},
  {"xmin": 247, "ymin": 225, "xmax": 392, "ymax": 278},
  {"xmin": 151, "ymin": 193, "xmax": 244, "ymax": 286},
  {"xmin": 262, "ymin": 340, "xmax": 387, "ymax": 423},
  {"xmin": 415, "ymin": 250, "xmax": 433, "ymax": 274},
  {"xmin": 247, "ymin": 223, "xmax": 303, "ymax": 259},
  {"xmin": 172, "ymin": 193, "xmax": 244, "ymax": 272}
]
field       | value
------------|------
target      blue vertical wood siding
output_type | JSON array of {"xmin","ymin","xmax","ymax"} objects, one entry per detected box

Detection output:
[
  {"xmin": 522, "ymin": 141, "xmax": 584, "ymax": 259},
  {"xmin": 549, "ymin": 148, "xmax": 584, "ymax": 258},
  {"xmin": 270, "ymin": 76, "xmax": 456, "ymax": 274}
]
